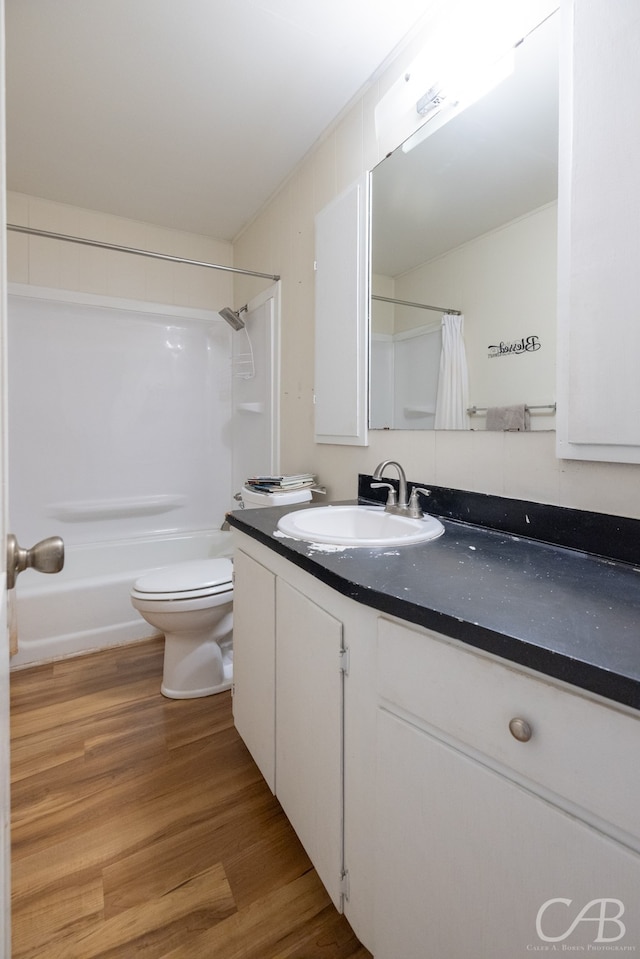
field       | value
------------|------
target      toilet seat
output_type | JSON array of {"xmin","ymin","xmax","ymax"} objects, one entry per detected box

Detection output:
[
  {"xmin": 130, "ymin": 557, "xmax": 234, "ymax": 699},
  {"xmin": 132, "ymin": 558, "xmax": 233, "ymax": 602}
]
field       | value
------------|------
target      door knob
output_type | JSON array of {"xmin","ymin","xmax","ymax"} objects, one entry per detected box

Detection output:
[{"xmin": 6, "ymin": 534, "xmax": 65, "ymax": 590}]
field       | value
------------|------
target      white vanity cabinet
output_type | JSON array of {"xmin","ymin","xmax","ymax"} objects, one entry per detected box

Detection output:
[
  {"xmin": 374, "ymin": 617, "xmax": 640, "ymax": 958},
  {"xmin": 232, "ymin": 531, "xmax": 640, "ymax": 956}
]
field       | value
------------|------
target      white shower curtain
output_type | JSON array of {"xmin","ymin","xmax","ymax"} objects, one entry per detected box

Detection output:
[{"xmin": 434, "ymin": 313, "xmax": 469, "ymax": 430}]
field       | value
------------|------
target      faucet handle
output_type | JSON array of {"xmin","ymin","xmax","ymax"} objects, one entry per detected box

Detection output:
[
  {"xmin": 371, "ymin": 482, "xmax": 397, "ymax": 507},
  {"xmin": 408, "ymin": 487, "xmax": 431, "ymax": 518}
]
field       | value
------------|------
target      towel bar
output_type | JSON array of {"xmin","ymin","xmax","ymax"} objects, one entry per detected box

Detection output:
[{"xmin": 467, "ymin": 403, "xmax": 556, "ymax": 415}]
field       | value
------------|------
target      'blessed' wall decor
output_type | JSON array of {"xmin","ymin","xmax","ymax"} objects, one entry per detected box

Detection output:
[{"xmin": 488, "ymin": 335, "xmax": 541, "ymax": 358}]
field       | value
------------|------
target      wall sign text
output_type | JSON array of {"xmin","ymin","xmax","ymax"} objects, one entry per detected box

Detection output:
[{"xmin": 488, "ymin": 335, "xmax": 541, "ymax": 358}]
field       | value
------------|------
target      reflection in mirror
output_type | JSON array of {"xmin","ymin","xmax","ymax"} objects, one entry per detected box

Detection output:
[{"xmin": 370, "ymin": 11, "xmax": 559, "ymax": 431}]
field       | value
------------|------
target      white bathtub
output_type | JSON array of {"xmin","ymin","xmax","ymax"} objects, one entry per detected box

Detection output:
[{"xmin": 11, "ymin": 529, "xmax": 234, "ymax": 668}]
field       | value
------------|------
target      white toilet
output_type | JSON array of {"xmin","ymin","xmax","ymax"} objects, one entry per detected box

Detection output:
[
  {"xmin": 131, "ymin": 558, "xmax": 234, "ymax": 699},
  {"xmin": 130, "ymin": 486, "xmax": 312, "ymax": 699}
]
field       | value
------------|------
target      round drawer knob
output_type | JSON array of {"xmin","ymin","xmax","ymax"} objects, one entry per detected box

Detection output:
[{"xmin": 509, "ymin": 717, "xmax": 533, "ymax": 742}]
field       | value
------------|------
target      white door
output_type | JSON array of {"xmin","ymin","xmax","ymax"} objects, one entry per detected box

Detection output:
[{"xmin": 0, "ymin": 0, "xmax": 12, "ymax": 947}]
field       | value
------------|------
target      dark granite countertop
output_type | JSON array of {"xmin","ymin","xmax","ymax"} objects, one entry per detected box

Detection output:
[{"xmin": 227, "ymin": 493, "xmax": 640, "ymax": 711}]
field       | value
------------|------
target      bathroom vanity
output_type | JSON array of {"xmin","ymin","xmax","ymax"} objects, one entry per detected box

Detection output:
[{"xmin": 228, "ymin": 483, "xmax": 640, "ymax": 957}]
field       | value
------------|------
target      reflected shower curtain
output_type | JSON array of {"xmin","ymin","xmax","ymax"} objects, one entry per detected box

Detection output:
[{"xmin": 434, "ymin": 313, "xmax": 469, "ymax": 430}]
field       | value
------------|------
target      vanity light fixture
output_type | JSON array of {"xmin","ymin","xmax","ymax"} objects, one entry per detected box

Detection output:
[
  {"xmin": 402, "ymin": 48, "xmax": 514, "ymax": 154},
  {"xmin": 416, "ymin": 82, "xmax": 452, "ymax": 120},
  {"xmin": 376, "ymin": 1, "xmax": 558, "ymax": 158}
]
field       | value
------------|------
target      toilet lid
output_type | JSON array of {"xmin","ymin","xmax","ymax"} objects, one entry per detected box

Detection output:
[{"xmin": 133, "ymin": 558, "xmax": 232, "ymax": 595}]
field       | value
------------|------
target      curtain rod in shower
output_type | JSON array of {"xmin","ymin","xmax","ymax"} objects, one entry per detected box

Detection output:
[
  {"xmin": 6, "ymin": 224, "xmax": 281, "ymax": 282},
  {"xmin": 372, "ymin": 294, "xmax": 461, "ymax": 316}
]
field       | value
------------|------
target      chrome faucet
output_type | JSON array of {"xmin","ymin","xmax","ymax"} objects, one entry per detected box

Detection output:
[
  {"xmin": 371, "ymin": 460, "xmax": 431, "ymax": 519},
  {"xmin": 372, "ymin": 460, "xmax": 408, "ymax": 511}
]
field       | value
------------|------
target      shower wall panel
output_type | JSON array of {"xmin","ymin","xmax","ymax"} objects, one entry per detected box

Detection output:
[
  {"xmin": 231, "ymin": 290, "xmax": 279, "ymax": 492},
  {"xmin": 8, "ymin": 289, "xmax": 232, "ymax": 546}
]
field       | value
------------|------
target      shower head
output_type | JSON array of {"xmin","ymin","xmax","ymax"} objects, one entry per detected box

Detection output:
[{"xmin": 219, "ymin": 306, "xmax": 245, "ymax": 331}]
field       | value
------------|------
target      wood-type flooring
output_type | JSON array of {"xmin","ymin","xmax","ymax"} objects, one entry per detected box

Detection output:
[{"xmin": 10, "ymin": 637, "xmax": 371, "ymax": 958}]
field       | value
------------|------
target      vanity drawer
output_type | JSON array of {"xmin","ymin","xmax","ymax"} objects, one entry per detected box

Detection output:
[{"xmin": 377, "ymin": 617, "xmax": 640, "ymax": 841}]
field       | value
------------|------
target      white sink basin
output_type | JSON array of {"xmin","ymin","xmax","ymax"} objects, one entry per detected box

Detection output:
[{"xmin": 276, "ymin": 505, "xmax": 444, "ymax": 547}]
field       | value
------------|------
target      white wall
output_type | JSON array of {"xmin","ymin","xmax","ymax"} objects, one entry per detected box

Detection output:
[
  {"xmin": 7, "ymin": 191, "xmax": 234, "ymax": 310},
  {"xmin": 233, "ymin": 15, "xmax": 640, "ymax": 520}
]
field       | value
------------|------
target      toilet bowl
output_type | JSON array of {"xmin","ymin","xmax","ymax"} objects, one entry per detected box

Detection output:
[
  {"xmin": 130, "ymin": 488, "xmax": 312, "ymax": 700},
  {"xmin": 130, "ymin": 558, "xmax": 233, "ymax": 699}
]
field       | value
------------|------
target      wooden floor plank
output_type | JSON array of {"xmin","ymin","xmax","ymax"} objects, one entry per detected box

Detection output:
[
  {"xmin": 12, "ymin": 759, "xmax": 263, "ymax": 902},
  {"xmin": 11, "ymin": 870, "xmax": 104, "ymax": 957},
  {"xmin": 13, "ymin": 724, "xmax": 260, "ymax": 845},
  {"xmin": 10, "ymin": 676, "xmax": 162, "ymax": 740},
  {"xmin": 10, "ymin": 725, "xmax": 86, "ymax": 785},
  {"xmin": 223, "ymin": 816, "xmax": 314, "ymax": 911},
  {"xmin": 41, "ymin": 864, "xmax": 236, "ymax": 959},
  {"xmin": 161, "ymin": 871, "xmax": 333, "ymax": 959},
  {"xmin": 102, "ymin": 784, "xmax": 284, "ymax": 917},
  {"xmin": 11, "ymin": 638, "xmax": 371, "ymax": 958}
]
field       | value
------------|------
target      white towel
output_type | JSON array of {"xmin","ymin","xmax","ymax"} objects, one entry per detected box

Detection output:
[{"xmin": 486, "ymin": 404, "xmax": 530, "ymax": 431}]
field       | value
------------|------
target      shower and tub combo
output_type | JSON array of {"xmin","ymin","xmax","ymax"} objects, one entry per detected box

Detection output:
[{"xmin": 8, "ymin": 282, "xmax": 288, "ymax": 695}]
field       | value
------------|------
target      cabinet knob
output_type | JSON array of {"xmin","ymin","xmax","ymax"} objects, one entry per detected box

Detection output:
[{"xmin": 509, "ymin": 717, "xmax": 533, "ymax": 742}]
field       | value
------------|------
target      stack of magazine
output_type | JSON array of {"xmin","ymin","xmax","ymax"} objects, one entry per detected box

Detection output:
[{"xmin": 245, "ymin": 473, "xmax": 316, "ymax": 493}]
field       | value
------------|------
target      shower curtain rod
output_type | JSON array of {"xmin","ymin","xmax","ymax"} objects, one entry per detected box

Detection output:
[
  {"xmin": 372, "ymin": 294, "xmax": 461, "ymax": 316},
  {"xmin": 6, "ymin": 224, "xmax": 281, "ymax": 282}
]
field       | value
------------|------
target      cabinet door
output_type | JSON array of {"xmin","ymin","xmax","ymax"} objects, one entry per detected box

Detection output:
[
  {"xmin": 231, "ymin": 548, "xmax": 276, "ymax": 792},
  {"xmin": 374, "ymin": 709, "xmax": 640, "ymax": 958},
  {"xmin": 275, "ymin": 579, "xmax": 344, "ymax": 908},
  {"xmin": 557, "ymin": 0, "xmax": 640, "ymax": 462},
  {"xmin": 314, "ymin": 174, "xmax": 369, "ymax": 446}
]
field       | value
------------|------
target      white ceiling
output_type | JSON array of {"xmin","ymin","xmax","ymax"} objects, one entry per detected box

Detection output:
[{"xmin": 5, "ymin": 0, "xmax": 432, "ymax": 241}]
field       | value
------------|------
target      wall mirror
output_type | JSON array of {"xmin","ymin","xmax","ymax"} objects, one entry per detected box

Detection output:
[{"xmin": 370, "ymin": 11, "xmax": 559, "ymax": 431}]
